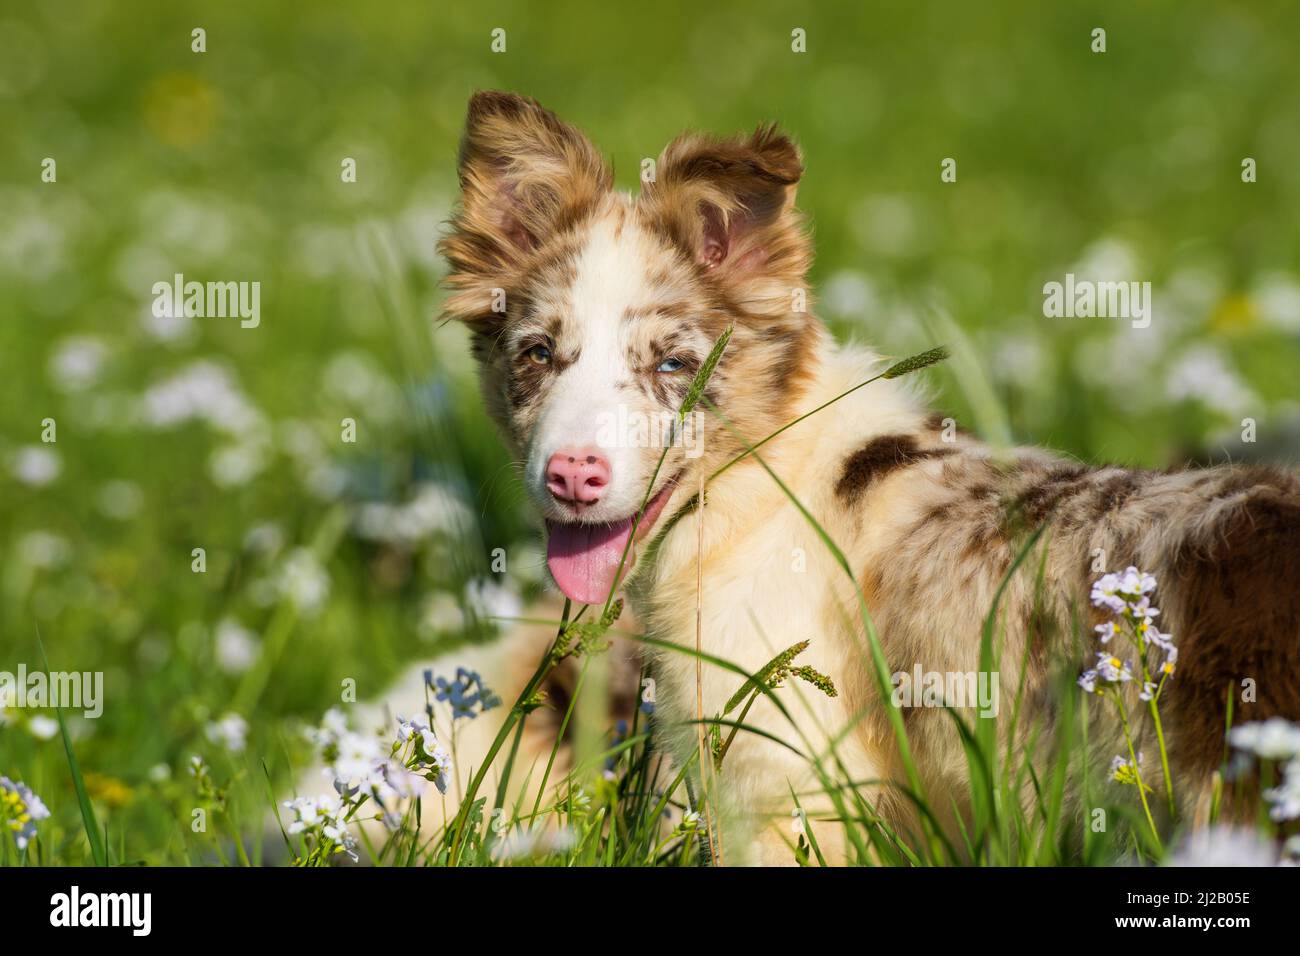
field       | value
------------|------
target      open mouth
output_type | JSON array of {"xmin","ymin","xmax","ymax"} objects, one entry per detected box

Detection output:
[{"xmin": 545, "ymin": 472, "xmax": 682, "ymax": 605}]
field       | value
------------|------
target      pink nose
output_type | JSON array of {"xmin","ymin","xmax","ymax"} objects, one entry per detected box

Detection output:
[{"xmin": 546, "ymin": 449, "xmax": 610, "ymax": 507}]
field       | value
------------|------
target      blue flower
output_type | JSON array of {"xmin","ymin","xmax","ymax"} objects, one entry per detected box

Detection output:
[{"xmin": 430, "ymin": 667, "xmax": 502, "ymax": 720}]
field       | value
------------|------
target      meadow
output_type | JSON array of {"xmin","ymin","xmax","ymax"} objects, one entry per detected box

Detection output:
[{"xmin": 2, "ymin": 0, "xmax": 1299, "ymax": 866}]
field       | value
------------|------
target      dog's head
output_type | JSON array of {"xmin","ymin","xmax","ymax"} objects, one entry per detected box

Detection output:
[{"xmin": 440, "ymin": 91, "xmax": 819, "ymax": 604}]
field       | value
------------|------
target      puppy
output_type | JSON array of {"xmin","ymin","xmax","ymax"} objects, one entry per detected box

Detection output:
[{"xmin": 438, "ymin": 91, "xmax": 1300, "ymax": 863}]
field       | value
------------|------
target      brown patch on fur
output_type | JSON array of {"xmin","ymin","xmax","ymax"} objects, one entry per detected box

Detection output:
[
  {"xmin": 507, "ymin": 348, "xmax": 572, "ymax": 410},
  {"xmin": 1089, "ymin": 470, "xmax": 1148, "ymax": 521},
  {"xmin": 1165, "ymin": 485, "xmax": 1300, "ymax": 779},
  {"xmin": 1007, "ymin": 464, "xmax": 1094, "ymax": 528},
  {"xmin": 835, "ymin": 434, "xmax": 955, "ymax": 506}
]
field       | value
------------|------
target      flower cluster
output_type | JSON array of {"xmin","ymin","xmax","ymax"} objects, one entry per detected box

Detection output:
[
  {"xmin": 1078, "ymin": 567, "xmax": 1177, "ymax": 695},
  {"xmin": 393, "ymin": 714, "xmax": 452, "ymax": 794},
  {"xmin": 428, "ymin": 667, "xmax": 501, "ymax": 721},
  {"xmin": 1, "ymin": 777, "xmax": 51, "ymax": 851},
  {"xmin": 1110, "ymin": 754, "xmax": 1150, "ymax": 791},
  {"xmin": 1077, "ymin": 567, "xmax": 1181, "ymax": 841},
  {"xmin": 204, "ymin": 712, "xmax": 249, "ymax": 753},
  {"xmin": 1167, "ymin": 826, "xmax": 1288, "ymax": 867},
  {"xmin": 282, "ymin": 794, "xmax": 358, "ymax": 863},
  {"xmin": 1229, "ymin": 718, "xmax": 1300, "ymax": 822},
  {"xmin": 297, "ymin": 706, "xmax": 456, "ymax": 859}
]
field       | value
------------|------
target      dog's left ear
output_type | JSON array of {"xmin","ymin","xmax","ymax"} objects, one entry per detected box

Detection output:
[
  {"xmin": 440, "ymin": 91, "xmax": 612, "ymax": 330},
  {"xmin": 643, "ymin": 124, "xmax": 810, "ymax": 313}
]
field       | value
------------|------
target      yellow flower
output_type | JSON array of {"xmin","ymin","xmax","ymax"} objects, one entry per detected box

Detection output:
[{"xmin": 84, "ymin": 771, "xmax": 135, "ymax": 809}]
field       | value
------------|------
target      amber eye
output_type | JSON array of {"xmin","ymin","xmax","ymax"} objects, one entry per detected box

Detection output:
[{"xmin": 525, "ymin": 344, "xmax": 552, "ymax": 366}]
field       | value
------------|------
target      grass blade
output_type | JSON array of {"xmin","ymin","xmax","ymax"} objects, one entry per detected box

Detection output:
[{"xmin": 35, "ymin": 625, "xmax": 107, "ymax": 866}]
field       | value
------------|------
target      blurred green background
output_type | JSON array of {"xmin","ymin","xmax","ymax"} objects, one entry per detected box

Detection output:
[{"xmin": 1, "ymin": 0, "xmax": 1297, "ymax": 862}]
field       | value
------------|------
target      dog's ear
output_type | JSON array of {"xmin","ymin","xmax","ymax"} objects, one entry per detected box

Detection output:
[
  {"xmin": 643, "ymin": 125, "xmax": 810, "ymax": 314},
  {"xmin": 440, "ymin": 91, "xmax": 611, "ymax": 326}
]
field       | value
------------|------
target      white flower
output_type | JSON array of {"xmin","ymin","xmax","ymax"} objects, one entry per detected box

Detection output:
[
  {"xmin": 1128, "ymin": 596, "xmax": 1160, "ymax": 624},
  {"xmin": 1166, "ymin": 826, "xmax": 1279, "ymax": 867},
  {"xmin": 1264, "ymin": 759, "xmax": 1300, "ymax": 822},
  {"xmin": 1158, "ymin": 645, "xmax": 1178, "ymax": 677},
  {"xmin": 1090, "ymin": 573, "xmax": 1127, "ymax": 615},
  {"xmin": 16, "ymin": 531, "xmax": 70, "ymax": 569},
  {"xmin": 1138, "ymin": 681, "xmax": 1157, "ymax": 702},
  {"xmin": 323, "ymin": 729, "xmax": 386, "ymax": 789},
  {"xmin": 394, "ymin": 715, "xmax": 452, "ymax": 793},
  {"xmin": 97, "ymin": 481, "xmax": 143, "ymax": 519},
  {"xmin": 277, "ymin": 549, "xmax": 330, "ymax": 614},
  {"xmin": 11, "ymin": 446, "xmax": 61, "ymax": 486},
  {"xmin": 316, "ymin": 707, "xmax": 350, "ymax": 741},
  {"xmin": 355, "ymin": 483, "xmax": 473, "ymax": 546},
  {"xmin": 488, "ymin": 827, "xmax": 577, "ymax": 862},
  {"xmin": 1142, "ymin": 623, "xmax": 1175, "ymax": 654},
  {"xmin": 48, "ymin": 335, "xmax": 107, "ymax": 392},
  {"xmin": 1110, "ymin": 753, "xmax": 1147, "ymax": 788},
  {"xmin": 281, "ymin": 794, "xmax": 358, "ymax": 862},
  {"xmin": 139, "ymin": 361, "xmax": 264, "ymax": 435},
  {"xmin": 243, "ymin": 522, "xmax": 284, "ymax": 555},
  {"xmin": 209, "ymin": 441, "xmax": 266, "ymax": 487},
  {"xmin": 1283, "ymin": 835, "xmax": 1300, "ymax": 865},
  {"xmin": 395, "ymin": 714, "xmax": 438, "ymax": 755},
  {"xmin": 1117, "ymin": 567, "xmax": 1157, "ymax": 597},
  {"xmin": 364, "ymin": 758, "xmax": 426, "ymax": 804},
  {"xmin": 26, "ymin": 715, "xmax": 59, "ymax": 741},
  {"xmin": 139, "ymin": 302, "xmax": 197, "ymax": 343},
  {"xmin": 1165, "ymin": 346, "xmax": 1257, "ymax": 416},
  {"xmin": 1077, "ymin": 669, "xmax": 1098, "ymax": 693},
  {"xmin": 1090, "ymin": 567, "xmax": 1157, "ymax": 617},
  {"xmin": 1228, "ymin": 718, "xmax": 1300, "ymax": 762},
  {"xmin": 214, "ymin": 618, "xmax": 259, "ymax": 674},
  {"xmin": 1095, "ymin": 652, "xmax": 1132, "ymax": 684},
  {"xmin": 307, "ymin": 708, "xmax": 449, "ymax": 833},
  {"xmin": 1094, "ymin": 621, "xmax": 1120, "ymax": 644},
  {"xmin": 205, "ymin": 713, "xmax": 249, "ymax": 753}
]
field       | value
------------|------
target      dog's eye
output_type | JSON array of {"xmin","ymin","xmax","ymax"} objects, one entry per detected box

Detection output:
[
  {"xmin": 657, "ymin": 357, "xmax": 685, "ymax": 373},
  {"xmin": 525, "ymin": 344, "xmax": 552, "ymax": 366}
]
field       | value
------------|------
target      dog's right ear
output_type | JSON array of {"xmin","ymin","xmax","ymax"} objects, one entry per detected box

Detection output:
[{"xmin": 439, "ymin": 92, "xmax": 611, "ymax": 327}]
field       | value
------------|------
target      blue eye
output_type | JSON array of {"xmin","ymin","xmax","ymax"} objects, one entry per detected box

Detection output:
[{"xmin": 657, "ymin": 357, "xmax": 685, "ymax": 373}]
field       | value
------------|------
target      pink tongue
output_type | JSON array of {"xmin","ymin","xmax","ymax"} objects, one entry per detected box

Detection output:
[{"xmin": 546, "ymin": 518, "xmax": 635, "ymax": 605}]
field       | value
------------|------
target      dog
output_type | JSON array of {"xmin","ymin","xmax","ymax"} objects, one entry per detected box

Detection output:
[{"xmin": 437, "ymin": 90, "xmax": 1300, "ymax": 864}]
